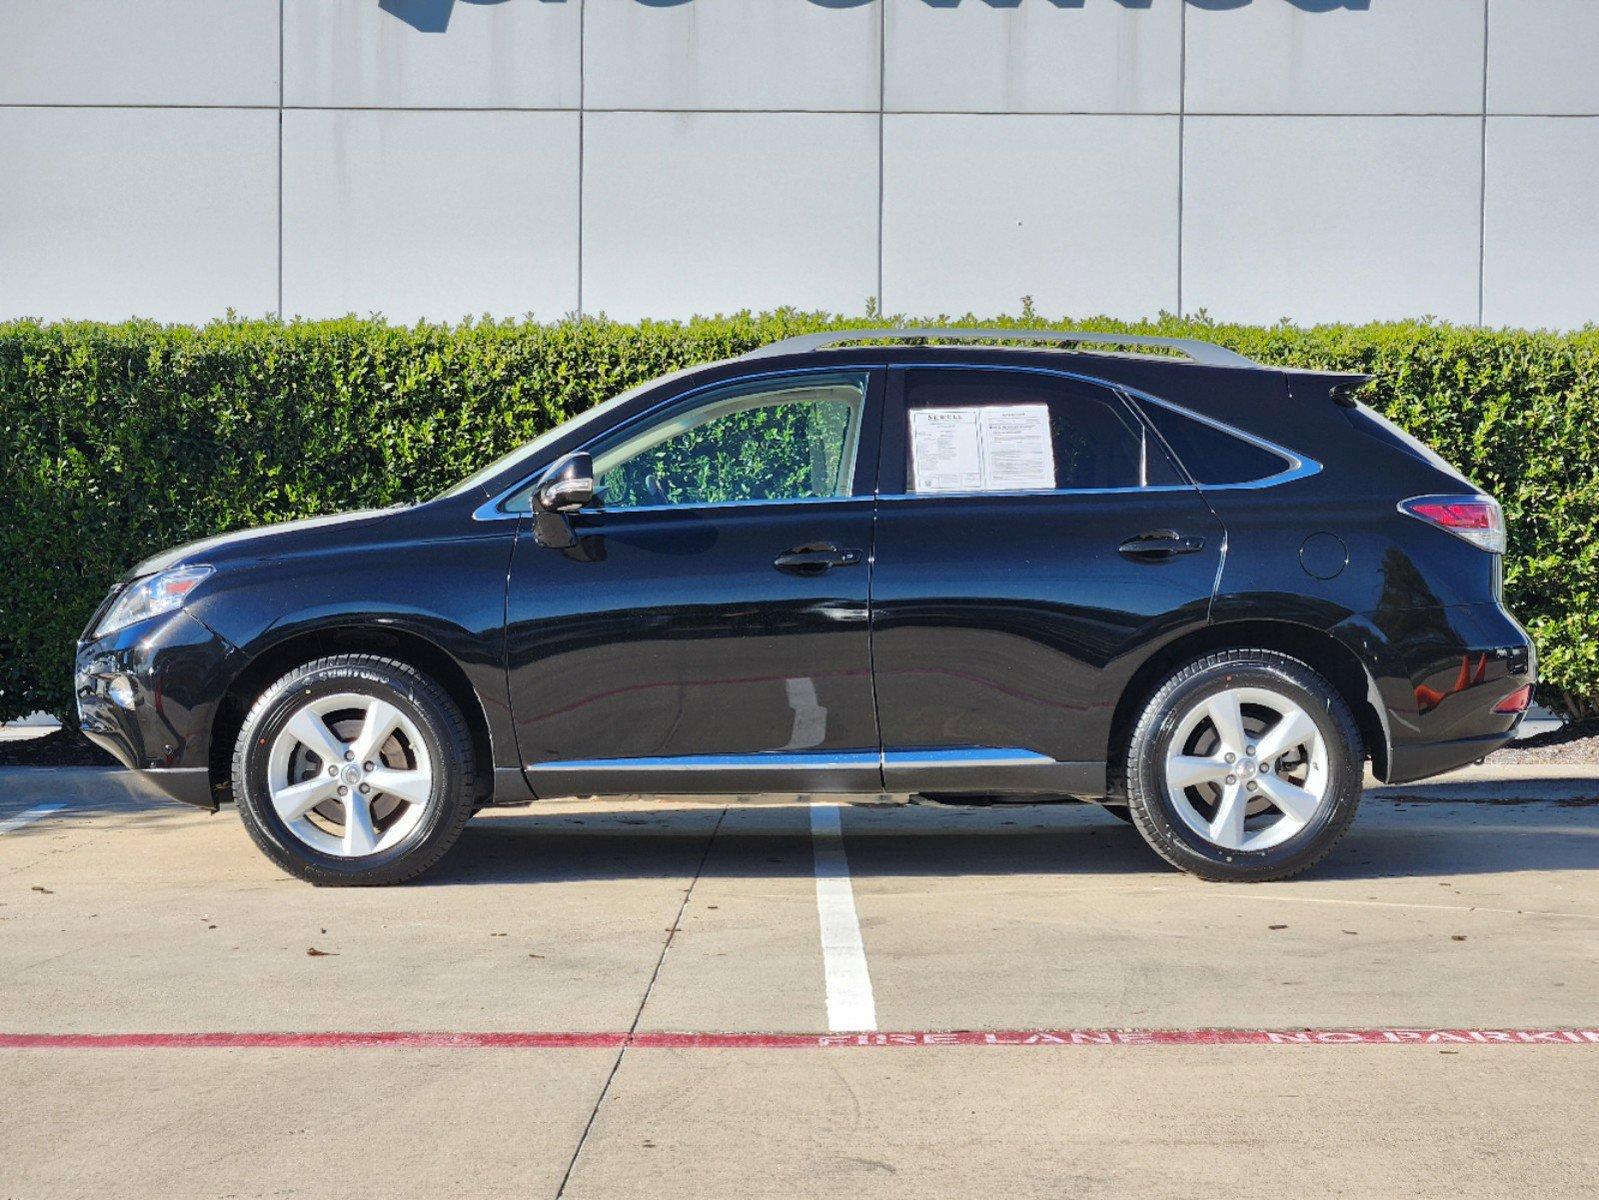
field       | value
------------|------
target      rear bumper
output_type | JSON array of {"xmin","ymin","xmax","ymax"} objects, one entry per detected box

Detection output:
[
  {"xmin": 1376, "ymin": 602, "xmax": 1535, "ymax": 785},
  {"xmin": 75, "ymin": 609, "xmax": 238, "ymax": 810},
  {"xmin": 1386, "ymin": 730, "xmax": 1520, "ymax": 786}
]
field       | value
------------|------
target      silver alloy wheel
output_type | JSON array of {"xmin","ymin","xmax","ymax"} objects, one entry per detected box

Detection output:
[
  {"xmin": 266, "ymin": 691, "xmax": 434, "ymax": 858},
  {"xmin": 1162, "ymin": 685, "xmax": 1329, "ymax": 853}
]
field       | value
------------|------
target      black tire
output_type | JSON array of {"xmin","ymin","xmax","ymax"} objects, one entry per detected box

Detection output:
[
  {"xmin": 1120, "ymin": 649, "xmax": 1362, "ymax": 883},
  {"xmin": 232, "ymin": 654, "xmax": 476, "ymax": 886}
]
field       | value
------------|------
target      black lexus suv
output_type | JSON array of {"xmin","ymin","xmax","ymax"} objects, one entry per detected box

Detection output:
[{"xmin": 76, "ymin": 328, "xmax": 1534, "ymax": 886}]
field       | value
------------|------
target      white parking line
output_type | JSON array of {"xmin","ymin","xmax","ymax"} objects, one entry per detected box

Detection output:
[
  {"xmin": 809, "ymin": 802, "xmax": 877, "ymax": 1033},
  {"xmin": 0, "ymin": 804, "xmax": 65, "ymax": 835}
]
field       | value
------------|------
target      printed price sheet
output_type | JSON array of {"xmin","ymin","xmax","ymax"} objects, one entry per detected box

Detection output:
[{"xmin": 909, "ymin": 404, "xmax": 1055, "ymax": 493}]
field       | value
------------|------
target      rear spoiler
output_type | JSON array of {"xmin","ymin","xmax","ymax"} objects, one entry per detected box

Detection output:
[{"xmin": 1284, "ymin": 371, "xmax": 1375, "ymax": 408}]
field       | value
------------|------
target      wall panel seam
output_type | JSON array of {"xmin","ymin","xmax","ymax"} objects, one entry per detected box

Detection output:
[
  {"xmin": 277, "ymin": 0, "xmax": 284, "ymax": 319},
  {"xmin": 578, "ymin": 0, "xmax": 585, "ymax": 317},
  {"xmin": 1177, "ymin": 0, "xmax": 1186, "ymax": 316},
  {"xmin": 1477, "ymin": 0, "xmax": 1489, "ymax": 325},
  {"xmin": 876, "ymin": 0, "xmax": 885, "ymax": 313}
]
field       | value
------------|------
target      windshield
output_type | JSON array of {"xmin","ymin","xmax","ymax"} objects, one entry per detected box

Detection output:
[{"xmin": 435, "ymin": 365, "xmax": 709, "ymax": 501}]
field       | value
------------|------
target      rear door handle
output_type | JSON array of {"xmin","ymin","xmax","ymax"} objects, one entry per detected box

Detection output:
[
  {"xmin": 1118, "ymin": 530, "xmax": 1206, "ymax": 560},
  {"xmin": 774, "ymin": 541, "xmax": 862, "ymax": 575}
]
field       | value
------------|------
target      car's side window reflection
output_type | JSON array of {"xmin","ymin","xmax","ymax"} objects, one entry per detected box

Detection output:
[{"xmin": 586, "ymin": 373, "xmax": 868, "ymax": 511}]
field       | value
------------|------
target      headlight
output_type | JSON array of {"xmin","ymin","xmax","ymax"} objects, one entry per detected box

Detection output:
[{"xmin": 94, "ymin": 565, "xmax": 214, "ymax": 638}]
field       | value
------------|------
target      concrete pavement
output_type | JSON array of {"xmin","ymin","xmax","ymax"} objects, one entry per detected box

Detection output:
[{"xmin": 2, "ymin": 766, "xmax": 1596, "ymax": 1198}]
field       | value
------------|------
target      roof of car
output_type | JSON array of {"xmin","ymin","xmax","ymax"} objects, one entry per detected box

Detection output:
[{"xmin": 741, "ymin": 327, "xmax": 1260, "ymax": 370}]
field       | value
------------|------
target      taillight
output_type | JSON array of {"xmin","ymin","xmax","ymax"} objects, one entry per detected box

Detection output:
[
  {"xmin": 1493, "ymin": 684, "xmax": 1534, "ymax": 715},
  {"xmin": 1398, "ymin": 495, "xmax": 1506, "ymax": 554}
]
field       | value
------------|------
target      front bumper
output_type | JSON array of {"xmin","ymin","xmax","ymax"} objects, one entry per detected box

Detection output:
[{"xmin": 75, "ymin": 608, "xmax": 239, "ymax": 810}]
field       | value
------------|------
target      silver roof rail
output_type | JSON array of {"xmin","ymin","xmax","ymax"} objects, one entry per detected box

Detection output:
[{"xmin": 742, "ymin": 327, "xmax": 1258, "ymax": 369}]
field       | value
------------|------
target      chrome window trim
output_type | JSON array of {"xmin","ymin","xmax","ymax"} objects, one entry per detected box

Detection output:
[
  {"xmin": 561, "ymin": 495, "xmax": 870, "ymax": 518},
  {"xmin": 472, "ymin": 493, "xmax": 524, "ymax": 522},
  {"xmin": 876, "ymin": 486, "xmax": 1196, "ymax": 503},
  {"xmin": 1127, "ymin": 389, "xmax": 1323, "ymax": 491},
  {"xmin": 474, "ymin": 360, "xmax": 1319, "ymax": 519},
  {"xmin": 475, "ymin": 491, "xmax": 869, "ymax": 522},
  {"xmin": 472, "ymin": 364, "xmax": 876, "ymax": 522}
]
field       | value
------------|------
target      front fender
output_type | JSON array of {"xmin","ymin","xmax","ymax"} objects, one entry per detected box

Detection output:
[{"xmin": 187, "ymin": 528, "xmax": 517, "ymax": 773}]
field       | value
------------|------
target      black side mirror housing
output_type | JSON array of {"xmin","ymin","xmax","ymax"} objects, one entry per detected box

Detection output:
[
  {"xmin": 532, "ymin": 452, "xmax": 595, "ymax": 550},
  {"xmin": 536, "ymin": 451, "xmax": 595, "ymax": 513}
]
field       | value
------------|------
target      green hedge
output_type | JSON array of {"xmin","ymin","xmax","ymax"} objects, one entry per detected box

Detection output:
[{"xmin": 3, "ymin": 312, "xmax": 1597, "ymax": 723}]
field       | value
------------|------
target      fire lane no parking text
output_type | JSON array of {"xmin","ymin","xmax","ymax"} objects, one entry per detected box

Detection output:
[{"xmin": 3, "ymin": 1028, "xmax": 1597, "ymax": 1051}]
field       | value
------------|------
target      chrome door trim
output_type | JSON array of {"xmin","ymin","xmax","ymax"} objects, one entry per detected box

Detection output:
[
  {"xmin": 524, "ymin": 747, "xmax": 1056, "ymax": 773},
  {"xmin": 527, "ymin": 751, "xmax": 882, "ymax": 773},
  {"xmin": 879, "ymin": 748, "xmax": 1054, "ymax": 769}
]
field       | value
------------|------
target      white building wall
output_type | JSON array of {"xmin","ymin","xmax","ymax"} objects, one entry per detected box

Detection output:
[{"xmin": 1, "ymin": 0, "xmax": 1596, "ymax": 329}]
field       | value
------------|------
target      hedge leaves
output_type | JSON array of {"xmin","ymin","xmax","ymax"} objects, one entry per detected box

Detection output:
[{"xmin": 2, "ymin": 313, "xmax": 1595, "ymax": 722}]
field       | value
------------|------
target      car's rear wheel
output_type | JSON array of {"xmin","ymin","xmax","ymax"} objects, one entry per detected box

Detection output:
[
  {"xmin": 1121, "ymin": 649, "xmax": 1362, "ymax": 882},
  {"xmin": 232, "ymin": 654, "xmax": 475, "ymax": 886}
]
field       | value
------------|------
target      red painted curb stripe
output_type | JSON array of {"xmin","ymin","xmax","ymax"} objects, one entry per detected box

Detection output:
[
  {"xmin": 2, "ymin": 1029, "xmax": 1597, "ymax": 1050},
  {"xmin": 0, "ymin": 1032, "xmax": 624, "ymax": 1050}
]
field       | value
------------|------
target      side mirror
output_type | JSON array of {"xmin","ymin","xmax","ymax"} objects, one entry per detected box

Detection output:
[{"xmin": 536, "ymin": 452, "xmax": 595, "ymax": 513}]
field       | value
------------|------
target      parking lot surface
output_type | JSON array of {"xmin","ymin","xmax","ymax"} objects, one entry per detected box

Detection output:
[{"xmin": 3, "ymin": 767, "xmax": 1597, "ymax": 1198}]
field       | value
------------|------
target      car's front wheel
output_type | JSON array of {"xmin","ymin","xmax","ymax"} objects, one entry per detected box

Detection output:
[
  {"xmin": 232, "ymin": 654, "xmax": 476, "ymax": 886},
  {"xmin": 1121, "ymin": 649, "xmax": 1363, "ymax": 882}
]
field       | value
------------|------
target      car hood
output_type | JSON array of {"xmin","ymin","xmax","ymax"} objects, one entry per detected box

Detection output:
[{"xmin": 127, "ymin": 507, "xmax": 404, "ymax": 579}]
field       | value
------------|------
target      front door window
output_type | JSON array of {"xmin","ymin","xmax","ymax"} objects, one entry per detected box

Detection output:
[{"xmin": 589, "ymin": 373, "xmax": 868, "ymax": 510}]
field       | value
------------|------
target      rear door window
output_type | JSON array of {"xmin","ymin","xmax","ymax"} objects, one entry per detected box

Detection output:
[{"xmin": 900, "ymin": 369, "xmax": 1183, "ymax": 493}]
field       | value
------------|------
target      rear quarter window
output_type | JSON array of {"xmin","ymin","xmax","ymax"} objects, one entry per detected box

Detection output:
[{"xmin": 1137, "ymin": 401, "xmax": 1291, "ymax": 486}]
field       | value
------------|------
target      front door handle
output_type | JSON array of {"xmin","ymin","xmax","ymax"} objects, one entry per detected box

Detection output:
[
  {"xmin": 1118, "ymin": 530, "xmax": 1206, "ymax": 561},
  {"xmin": 774, "ymin": 541, "xmax": 863, "ymax": 575}
]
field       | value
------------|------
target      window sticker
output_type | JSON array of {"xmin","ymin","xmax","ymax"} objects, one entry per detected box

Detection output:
[
  {"xmin": 910, "ymin": 405, "xmax": 1055, "ymax": 493},
  {"xmin": 978, "ymin": 404, "xmax": 1055, "ymax": 491},
  {"xmin": 909, "ymin": 408, "xmax": 983, "ymax": 493}
]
